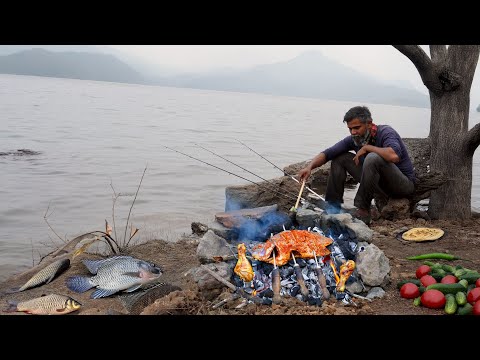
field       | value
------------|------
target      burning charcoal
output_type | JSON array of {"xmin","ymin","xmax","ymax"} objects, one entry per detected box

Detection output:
[
  {"xmin": 280, "ymin": 266, "xmax": 294, "ymax": 277},
  {"xmin": 262, "ymin": 298, "xmax": 273, "ymax": 305},
  {"xmin": 290, "ymin": 284, "xmax": 300, "ymax": 297},
  {"xmin": 307, "ymin": 270, "xmax": 318, "ymax": 282},
  {"xmin": 297, "ymin": 258, "xmax": 308, "ymax": 267},
  {"xmin": 280, "ymin": 279, "xmax": 294, "ymax": 287},
  {"xmin": 261, "ymin": 288, "xmax": 274, "ymax": 298},
  {"xmin": 232, "ymin": 276, "xmax": 244, "ymax": 287}
]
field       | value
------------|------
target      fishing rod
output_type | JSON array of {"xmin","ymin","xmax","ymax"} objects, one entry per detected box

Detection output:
[
  {"xmin": 194, "ymin": 143, "xmax": 306, "ymax": 202},
  {"xmin": 162, "ymin": 145, "xmax": 306, "ymax": 205},
  {"xmin": 235, "ymin": 139, "xmax": 326, "ymax": 201}
]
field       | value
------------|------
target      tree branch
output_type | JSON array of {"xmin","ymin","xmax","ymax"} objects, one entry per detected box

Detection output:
[
  {"xmin": 123, "ymin": 165, "xmax": 147, "ymax": 245},
  {"xmin": 430, "ymin": 45, "xmax": 447, "ymax": 63},
  {"xmin": 393, "ymin": 45, "xmax": 432, "ymax": 72},
  {"xmin": 465, "ymin": 122, "xmax": 480, "ymax": 155}
]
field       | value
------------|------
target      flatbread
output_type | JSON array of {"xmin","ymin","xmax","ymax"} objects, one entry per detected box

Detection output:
[{"xmin": 401, "ymin": 227, "xmax": 444, "ymax": 242}]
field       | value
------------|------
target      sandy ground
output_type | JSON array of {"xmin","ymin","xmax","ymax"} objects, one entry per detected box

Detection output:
[{"xmin": 1, "ymin": 214, "xmax": 480, "ymax": 317}]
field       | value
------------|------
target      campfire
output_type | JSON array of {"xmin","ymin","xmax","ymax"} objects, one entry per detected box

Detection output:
[
  {"xmin": 216, "ymin": 206, "xmax": 366, "ymax": 307},
  {"xmin": 231, "ymin": 229, "xmax": 361, "ymax": 306}
]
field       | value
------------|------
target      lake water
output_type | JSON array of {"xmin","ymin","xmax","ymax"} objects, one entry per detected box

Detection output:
[{"xmin": 1, "ymin": 74, "xmax": 479, "ymax": 282}]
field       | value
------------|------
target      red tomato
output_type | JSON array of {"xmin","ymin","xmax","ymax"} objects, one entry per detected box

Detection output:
[
  {"xmin": 421, "ymin": 289, "xmax": 446, "ymax": 309},
  {"xmin": 416, "ymin": 265, "xmax": 431, "ymax": 279},
  {"xmin": 440, "ymin": 275, "xmax": 458, "ymax": 284},
  {"xmin": 476, "ymin": 278, "xmax": 480, "ymax": 288},
  {"xmin": 473, "ymin": 301, "xmax": 480, "ymax": 315},
  {"xmin": 420, "ymin": 274, "xmax": 437, "ymax": 287},
  {"xmin": 400, "ymin": 283, "xmax": 420, "ymax": 299},
  {"xmin": 467, "ymin": 287, "xmax": 480, "ymax": 304}
]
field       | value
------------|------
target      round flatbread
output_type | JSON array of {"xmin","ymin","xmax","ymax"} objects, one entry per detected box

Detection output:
[{"xmin": 401, "ymin": 227, "xmax": 444, "ymax": 242}]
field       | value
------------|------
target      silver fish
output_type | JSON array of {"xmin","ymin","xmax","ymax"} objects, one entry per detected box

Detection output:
[
  {"xmin": 8, "ymin": 258, "xmax": 70, "ymax": 293},
  {"xmin": 66, "ymin": 256, "xmax": 162, "ymax": 299},
  {"xmin": 5, "ymin": 293, "xmax": 81, "ymax": 315}
]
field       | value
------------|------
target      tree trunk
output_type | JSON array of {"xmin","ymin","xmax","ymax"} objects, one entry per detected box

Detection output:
[{"xmin": 428, "ymin": 92, "xmax": 473, "ymax": 219}]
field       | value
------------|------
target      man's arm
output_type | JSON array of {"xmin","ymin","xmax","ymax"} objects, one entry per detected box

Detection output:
[
  {"xmin": 297, "ymin": 152, "xmax": 327, "ymax": 181},
  {"xmin": 353, "ymin": 145, "xmax": 399, "ymax": 166}
]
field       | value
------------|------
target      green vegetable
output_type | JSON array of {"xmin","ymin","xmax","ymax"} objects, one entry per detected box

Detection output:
[
  {"xmin": 396, "ymin": 279, "xmax": 422, "ymax": 289},
  {"xmin": 444, "ymin": 294, "xmax": 457, "ymax": 315},
  {"xmin": 455, "ymin": 291, "xmax": 467, "ymax": 306},
  {"xmin": 458, "ymin": 272, "xmax": 480, "ymax": 284},
  {"xmin": 453, "ymin": 268, "xmax": 468, "ymax": 278},
  {"xmin": 458, "ymin": 279, "xmax": 469, "ymax": 289},
  {"xmin": 431, "ymin": 268, "xmax": 447, "ymax": 278},
  {"xmin": 406, "ymin": 253, "xmax": 462, "ymax": 261},
  {"xmin": 456, "ymin": 303, "xmax": 473, "ymax": 315},
  {"xmin": 441, "ymin": 264, "xmax": 456, "ymax": 274},
  {"xmin": 426, "ymin": 283, "xmax": 466, "ymax": 295}
]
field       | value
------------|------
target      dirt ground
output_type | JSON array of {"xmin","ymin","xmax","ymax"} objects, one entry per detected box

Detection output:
[{"xmin": 1, "ymin": 215, "xmax": 480, "ymax": 316}]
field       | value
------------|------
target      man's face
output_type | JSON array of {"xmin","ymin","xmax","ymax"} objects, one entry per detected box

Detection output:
[{"xmin": 347, "ymin": 118, "xmax": 372, "ymax": 146}]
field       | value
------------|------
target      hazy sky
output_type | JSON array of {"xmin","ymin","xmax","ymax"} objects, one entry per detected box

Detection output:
[{"xmin": 108, "ymin": 45, "xmax": 428, "ymax": 93}]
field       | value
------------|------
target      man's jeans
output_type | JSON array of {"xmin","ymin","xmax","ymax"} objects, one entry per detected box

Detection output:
[{"xmin": 325, "ymin": 152, "xmax": 415, "ymax": 210}]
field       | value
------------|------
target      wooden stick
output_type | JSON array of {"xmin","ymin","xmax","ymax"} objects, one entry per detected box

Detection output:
[
  {"xmin": 294, "ymin": 179, "xmax": 306, "ymax": 210},
  {"xmin": 201, "ymin": 265, "xmax": 237, "ymax": 291}
]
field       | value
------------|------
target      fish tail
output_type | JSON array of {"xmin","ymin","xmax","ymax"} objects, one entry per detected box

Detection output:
[
  {"xmin": 4, "ymin": 300, "xmax": 18, "ymax": 313},
  {"xmin": 66, "ymin": 276, "xmax": 94, "ymax": 293},
  {"xmin": 4, "ymin": 287, "xmax": 21, "ymax": 294}
]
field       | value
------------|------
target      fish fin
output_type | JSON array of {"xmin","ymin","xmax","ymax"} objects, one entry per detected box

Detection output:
[
  {"xmin": 66, "ymin": 276, "xmax": 94, "ymax": 293},
  {"xmin": 124, "ymin": 284, "xmax": 142, "ymax": 293},
  {"xmin": 83, "ymin": 256, "xmax": 132, "ymax": 274},
  {"xmin": 91, "ymin": 288, "xmax": 119, "ymax": 299},
  {"xmin": 82, "ymin": 259, "xmax": 107, "ymax": 274}
]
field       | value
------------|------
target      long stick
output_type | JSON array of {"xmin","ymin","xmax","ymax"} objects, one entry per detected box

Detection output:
[
  {"xmin": 163, "ymin": 145, "xmax": 304, "ymax": 204},
  {"xmin": 195, "ymin": 143, "xmax": 305, "ymax": 201},
  {"xmin": 294, "ymin": 179, "xmax": 306, "ymax": 210},
  {"xmin": 236, "ymin": 139, "xmax": 325, "ymax": 201}
]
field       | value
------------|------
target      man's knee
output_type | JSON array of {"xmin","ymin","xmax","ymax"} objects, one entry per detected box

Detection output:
[
  {"xmin": 331, "ymin": 152, "xmax": 354, "ymax": 169},
  {"xmin": 363, "ymin": 153, "xmax": 383, "ymax": 168}
]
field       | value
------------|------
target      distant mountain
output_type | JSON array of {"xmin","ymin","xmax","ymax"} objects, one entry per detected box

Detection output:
[
  {"xmin": 0, "ymin": 48, "xmax": 144, "ymax": 84},
  {"xmin": 148, "ymin": 50, "xmax": 429, "ymax": 108},
  {"xmin": 0, "ymin": 47, "xmax": 430, "ymax": 108}
]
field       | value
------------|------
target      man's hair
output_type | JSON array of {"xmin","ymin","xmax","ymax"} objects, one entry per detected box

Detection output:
[{"xmin": 343, "ymin": 106, "xmax": 372, "ymax": 124}]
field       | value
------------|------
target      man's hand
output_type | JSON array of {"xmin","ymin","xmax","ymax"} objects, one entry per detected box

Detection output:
[
  {"xmin": 297, "ymin": 167, "xmax": 311, "ymax": 182},
  {"xmin": 353, "ymin": 146, "xmax": 369, "ymax": 166}
]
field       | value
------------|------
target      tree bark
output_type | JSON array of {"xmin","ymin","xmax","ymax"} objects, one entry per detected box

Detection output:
[{"xmin": 400, "ymin": 45, "xmax": 480, "ymax": 219}]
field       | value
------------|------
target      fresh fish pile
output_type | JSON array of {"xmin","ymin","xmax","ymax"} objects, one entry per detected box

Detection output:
[
  {"xmin": 119, "ymin": 282, "xmax": 181, "ymax": 314},
  {"xmin": 66, "ymin": 255, "xmax": 163, "ymax": 299},
  {"xmin": 8, "ymin": 258, "xmax": 70, "ymax": 293},
  {"xmin": 5, "ymin": 293, "xmax": 81, "ymax": 315}
]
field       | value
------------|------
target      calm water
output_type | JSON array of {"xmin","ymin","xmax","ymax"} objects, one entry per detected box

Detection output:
[{"xmin": 1, "ymin": 74, "xmax": 479, "ymax": 281}]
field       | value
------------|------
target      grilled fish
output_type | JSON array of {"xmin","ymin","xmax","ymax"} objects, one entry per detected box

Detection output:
[
  {"xmin": 8, "ymin": 258, "xmax": 70, "ymax": 293},
  {"xmin": 66, "ymin": 256, "xmax": 163, "ymax": 299},
  {"xmin": 251, "ymin": 230, "xmax": 332, "ymax": 266},
  {"xmin": 5, "ymin": 293, "xmax": 81, "ymax": 315},
  {"xmin": 119, "ymin": 282, "xmax": 181, "ymax": 314}
]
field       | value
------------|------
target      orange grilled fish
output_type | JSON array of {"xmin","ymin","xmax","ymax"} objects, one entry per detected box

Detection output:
[
  {"xmin": 234, "ymin": 243, "xmax": 254, "ymax": 282},
  {"xmin": 336, "ymin": 260, "xmax": 356, "ymax": 292},
  {"xmin": 251, "ymin": 230, "xmax": 332, "ymax": 266}
]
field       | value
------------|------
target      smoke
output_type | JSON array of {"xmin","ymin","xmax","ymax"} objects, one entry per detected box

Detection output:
[{"xmin": 235, "ymin": 211, "xmax": 292, "ymax": 242}]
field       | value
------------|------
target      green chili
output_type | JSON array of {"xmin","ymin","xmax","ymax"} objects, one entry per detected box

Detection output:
[{"xmin": 406, "ymin": 253, "xmax": 462, "ymax": 261}]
